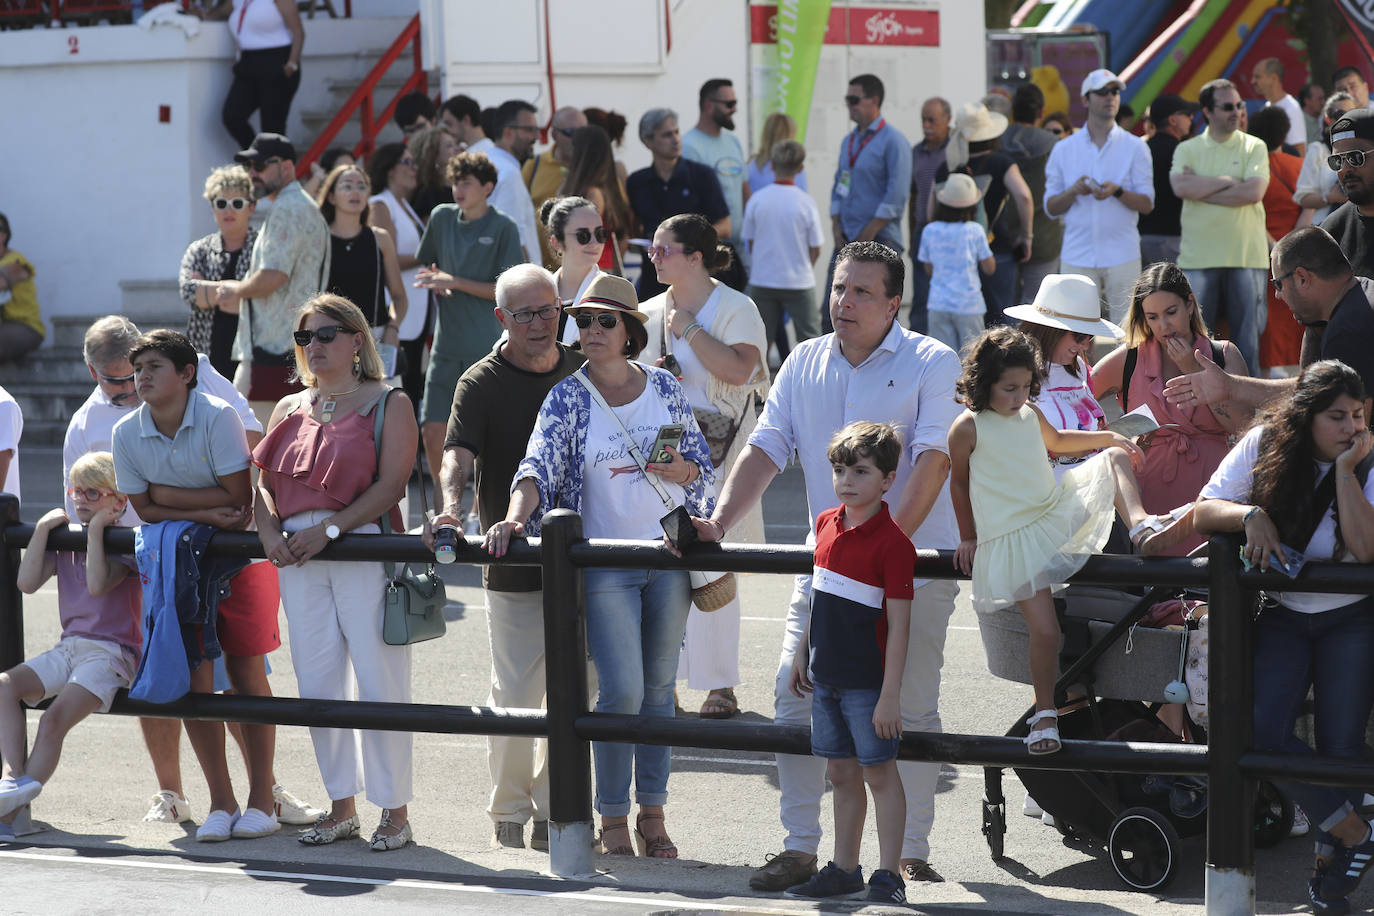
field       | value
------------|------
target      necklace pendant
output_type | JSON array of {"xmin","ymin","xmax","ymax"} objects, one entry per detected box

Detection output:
[{"xmin": 321, "ymin": 398, "xmax": 337, "ymax": 422}]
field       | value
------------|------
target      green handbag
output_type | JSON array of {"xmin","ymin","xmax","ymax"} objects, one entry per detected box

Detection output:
[{"xmin": 373, "ymin": 388, "xmax": 448, "ymax": 646}]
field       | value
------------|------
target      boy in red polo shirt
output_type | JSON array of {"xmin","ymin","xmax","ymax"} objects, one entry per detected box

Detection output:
[{"xmin": 787, "ymin": 421, "xmax": 915, "ymax": 905}]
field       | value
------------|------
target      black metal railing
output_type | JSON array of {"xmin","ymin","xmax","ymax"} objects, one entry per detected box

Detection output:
[{"xmin": 3, "ymin": 494, "xmax": 1373, "ymax": 912}]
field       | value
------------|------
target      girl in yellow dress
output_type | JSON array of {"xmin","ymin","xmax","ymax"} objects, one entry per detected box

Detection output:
[{"xmin": 948, "ymin": 327, "xmax": 1192, "ymax": 754}]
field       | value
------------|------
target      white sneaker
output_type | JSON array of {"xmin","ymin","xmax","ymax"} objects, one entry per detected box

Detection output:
[
  {"xmin": 272, "ymin": 784, "xmax": 324, "ymax": 826},
  {"xmin": 230, "ymin": 807, "xmax": 279, "ymax": 839},
  {"xmin": 1041, "ymin": 811, "xmax": 1058, "ymax": 828},
  {"xmin": 143, "ymin": 790, "xmax": 193, "ymax": 824},
  {"xmin": 196, "ymin": 808, "xmax": 239, "ymax": 842},
  {"xmin": 1291, "ymin": 805, "xmax": 1310, "ymax": 837},
  {"xmin": 1022, "ymin": 795, "xmax": 1043, "ymax": 819}
]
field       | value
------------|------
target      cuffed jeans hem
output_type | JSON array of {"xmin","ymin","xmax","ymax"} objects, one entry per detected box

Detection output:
[{"xmin": 1319, "ymin": 800, "xmax": 1356, "ymax": 834}]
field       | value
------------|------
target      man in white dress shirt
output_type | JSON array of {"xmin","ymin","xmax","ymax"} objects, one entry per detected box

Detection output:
[
  {"xmin": 695, "ymin": 241, "xmax": 962, "ymax": 892},
  {"xmin": 1044, "ymin": 69, "xmax": 1155, "ymax": 324},
  {"xmin": 468, "ymin": 99, "xmax": 541, "ymax": 264}
]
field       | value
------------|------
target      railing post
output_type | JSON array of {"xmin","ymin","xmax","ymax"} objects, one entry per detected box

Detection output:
[
  {"xmin": 0, "ymin": 494, "xmax": 22, "ymax": 674},
  {"xmin": 1206, "ymin": 533, "xmax": 1256, "ymax": 916},
  {"xmin": 540, "ymin": 509, "xmax": 594, "ymax": 876}
]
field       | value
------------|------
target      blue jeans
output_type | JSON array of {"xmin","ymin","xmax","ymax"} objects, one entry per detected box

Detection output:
[
  {"xmin": 982, "ymin": 251, "xmax": 1018, "ymax": 327},
  {"xmin": 583, "ymin": 567, "xmax": 691, "ymax": 816},
  {"xmin": 1253, "ymin": 598, "xmax": 1374, "ymax": 847},
  {"xmin": 1182, "ymin": 267, "xmax": 1265, "ymax": 376}
]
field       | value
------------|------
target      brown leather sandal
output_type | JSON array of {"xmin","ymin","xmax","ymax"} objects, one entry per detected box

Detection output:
[
  {"xmin": 699, "ymin": 687, "xmax": 739, "ymax": 719},
  {"xmin": 634, "ymin": 812, "xmax": 678, "ymax": 858},
  {"xmin": 598, "ymin": 820, "xmax": 634, "ymax": 856}
]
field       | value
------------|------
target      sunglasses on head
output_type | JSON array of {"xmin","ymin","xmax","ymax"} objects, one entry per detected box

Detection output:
[
  {"xmin": 293, "ymin": 325, "xmax": 349, "ymax": 346},
  {"xmin": 570, "ymin": 226, "xmax": 610, "ymax": 246},
  {"xmin": 1329, "ymin": 150, "xmax": 1369, "ymax": 171},
  {"xmin": 573, "ymin": 312, "xmax": 622, "ymax": 330},
  {"xmin": 67, "ymin": 486, "xmax": 111, "ymax": 502},
  {"xmin": 212, "ymin": 197, "xmax": 251, "ymax": 211}
]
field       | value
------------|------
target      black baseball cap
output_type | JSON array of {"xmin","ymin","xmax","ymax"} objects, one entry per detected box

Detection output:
[
  {"xmin": 1148, "ymin": 94, "xmax": 1198, "ymax": 124},
  {"xmin": 1331, "ymin": 109, "xmax": 1374, "ymax": 144},
  {"xmin": 234, "ymin": 132, "xmax": 296, "ymax": 165}
]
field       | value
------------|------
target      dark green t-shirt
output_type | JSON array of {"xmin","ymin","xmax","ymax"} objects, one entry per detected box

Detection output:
[
  {"xmin": 446, "ymin": 342, "xmax": 585, "ymax": 591},
  {"xmin": 415, "ymin": 205, "xmax": 524, "ymax": 366}
]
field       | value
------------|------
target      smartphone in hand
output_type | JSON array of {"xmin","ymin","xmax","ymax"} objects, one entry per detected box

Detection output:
[
  {"xmin": 648, "ymin": 424, "xmax": 685, "ymax": 465},
  {"xmin": 659, "ymin": 506, "xmax": 699, "ymax": 549}
]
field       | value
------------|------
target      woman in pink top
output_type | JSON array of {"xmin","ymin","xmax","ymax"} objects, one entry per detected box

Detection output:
[
  {"xmin": 1093, "ymin": 263, "xmax": 1254, "ymax": 555},
  {"xmin": 253, "ymin": 294, "xmax": 418, "ymax": 851}
]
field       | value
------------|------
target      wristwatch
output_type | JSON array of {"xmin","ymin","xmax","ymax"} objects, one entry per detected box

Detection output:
[
  {"xmin": 1112, "ymin": 186, "xmax": 1124, "ymax": 199},
  {"xmin": 324, "ymin": 523, "xmax": 341, "ymax": 540}
]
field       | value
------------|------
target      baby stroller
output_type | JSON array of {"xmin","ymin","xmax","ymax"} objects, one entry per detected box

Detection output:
[{"xmin": 976, "ymin": 584, "xmax": 1293, "ymax": 891}]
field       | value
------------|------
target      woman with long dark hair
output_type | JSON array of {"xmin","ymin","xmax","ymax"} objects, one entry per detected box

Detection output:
[
  {"xmin": 368, "ymin": 143, "xmax": 430, "ymax": 410},
  {"xmin": 1196, "ymin": 360, "xmax": 1374, "ymax": 912},
  {"xmin": 560, "ymin": 126, "xmax": 632, "ymax": 273}
]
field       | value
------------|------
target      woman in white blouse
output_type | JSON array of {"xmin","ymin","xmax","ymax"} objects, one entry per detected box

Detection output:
[
  {"xmin": 640, "ymin": 213, "xmax": 768, "ymax": 720},
  {"xmin": 1195, "ymin": 360, "xmax": 1374, "ymax": 912},
  {"xmin": 369, "ymin": 143, "xmax": 430, "ymax": 409},
  {"xmin": 542, "ymin": 197, "xmax": 608, "ymax": 347}
]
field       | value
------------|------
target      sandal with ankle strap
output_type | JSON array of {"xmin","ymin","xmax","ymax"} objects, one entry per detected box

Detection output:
[
  {"xmin": 635, "ymin": 812, "xmax": 678, "ymax": 858},
  {"xmin": 1025, "ymin": 709, "xmax": 1062, "ymax": 755},
  {"xmin": 598, "ymin": 820, "xmax": 634, "ymax": 856}
]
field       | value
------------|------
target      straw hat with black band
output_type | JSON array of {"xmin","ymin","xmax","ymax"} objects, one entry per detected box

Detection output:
[
  {"xmin": 1004, "ymin": 273, "xmax": 1124, "ymax": 339},
  {"xmin": 567, "ymin": 273, "xmax": 649, "ymax": 355}
]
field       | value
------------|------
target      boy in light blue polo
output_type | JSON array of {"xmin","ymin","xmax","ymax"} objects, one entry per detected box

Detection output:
[{"xmin": 111, "ymin": 329, "xmax": 280, "ymax": 843}]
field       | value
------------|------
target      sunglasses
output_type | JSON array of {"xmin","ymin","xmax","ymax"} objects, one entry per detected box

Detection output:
[
  {"xmin": 573, "ymin": 312, "xmax": 622, "ymax": 330},
  {"xmin": 1213, "ymin": 102, "xmax": 1243, "ymax": 112},
  {"xmin": 709, "ymin": 97, "xmax": 738, "ymax": 109},
  {"xmin": 1090, "ymin": 87, "xmax": 1121, "ymax": 97},
  {"xmin": 1070, "ymin": 332, "xmax": 1094, "ymax": 344},
  {"xmin": 646, "ymin": 244, "xmax": 685, "ymax": 261},
  {"xmin": 505, "ymin": 304, "xmax": 560, "ymax": 324},
  {"xmin": 570, "ymin": 226, "xmax": 610, "ymax": 246},
  {"xmin": 1329, "ymin": 150, "xmax": 1369, "ymax": 171},
  {"xmin": 1047, "ymin": 126, "xmax": 1065, "ymax": 137},
  {"xmin": 67, "ymin": 486, "xmax": 112, "ymax": 502},
  {"xmin": 293, "ymin": 325, "xmax": 349, "ymax": 346},
  {"xmin": 97, "ymin": 370, "xmax": 135, "ymax": 385},
  {"xmin": 247, "ymin": 156, "xmax": 283, "ymax": 173},
  {"xmin": 1270, "ymin": 268, "xmax": 1298, "ymax": 293},
  {"xmin": 212, "ymin": 197, "xmax": 251, "ymax": 211},
  {"xmin": 844, "ymin": 94, "xmax": 867, "ymax": 106}
]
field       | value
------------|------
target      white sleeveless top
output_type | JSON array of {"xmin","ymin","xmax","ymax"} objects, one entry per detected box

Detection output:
[
  {"xmin": 230, "ymin": 0, "xmax": 293, "ymax": 50},
  {"xmin": 369, "ymin": 188, "xmax": 428, "ymax": 341}
]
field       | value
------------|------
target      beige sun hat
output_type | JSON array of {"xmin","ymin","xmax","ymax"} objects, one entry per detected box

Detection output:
[
  {"xmin": 935, "ymin": 173, "xmax": 986, "ymax": 208},
  {"xmin": 568, "ymin": 274, "xmax": 648, "ymax": 326},
  {"xmin": 1003, "ymin": 274, "xmax": 1125, "ymax": 339},
  {"xmin": 956, "ymin": 102, "xmax": 1009, "ymax": 143}
]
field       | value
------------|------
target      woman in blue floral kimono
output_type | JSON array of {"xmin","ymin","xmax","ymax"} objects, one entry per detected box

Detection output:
[{"xmin": 484, "ymin": 274, "xmax": 714, "ymax": 860}]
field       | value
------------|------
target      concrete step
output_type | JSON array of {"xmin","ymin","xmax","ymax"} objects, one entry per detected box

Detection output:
[{"xmin": 0, "ymin": 345, "xmax": 90, "ymax": 386}]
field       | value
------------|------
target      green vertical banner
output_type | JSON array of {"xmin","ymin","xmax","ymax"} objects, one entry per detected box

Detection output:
[{"xmin": 772, "ymin": 0, "xmax": 831, "ymax": 141}]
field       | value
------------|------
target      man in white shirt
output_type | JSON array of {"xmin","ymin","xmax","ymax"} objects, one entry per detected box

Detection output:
[
  {"xmin": 1044, "ymin": 69, "xmax": 1155, "ymax": 325},
  {"xmin": 1251, "ymin": 57, "xmax": 1307, "ymax": 157},
  {"xmin": 695, "ymin": 242, "xmax": 962, "ymax": 892},
  {"xmin": 62, "ymin": 316, "xmax": 320, "ymax": 830},
  {"xmin": 468, "ymin": 100, "xmax": 540, "ymax": 264}
]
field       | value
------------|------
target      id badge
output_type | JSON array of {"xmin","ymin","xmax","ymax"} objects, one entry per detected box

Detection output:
[{"xmin": 836, "ymin": 170, "xmax": 852, "ymax": 198}]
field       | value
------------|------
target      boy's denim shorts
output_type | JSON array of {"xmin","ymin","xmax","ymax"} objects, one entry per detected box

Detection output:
[{"xmin": 811, "ymin": 680, "xmax": 899, "ymax": 766}]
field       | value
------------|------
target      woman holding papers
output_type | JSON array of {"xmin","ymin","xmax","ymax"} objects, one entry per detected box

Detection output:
[{"xmin": 1092, "ymin": 263, "xmax": 1252, "ymax": 556}]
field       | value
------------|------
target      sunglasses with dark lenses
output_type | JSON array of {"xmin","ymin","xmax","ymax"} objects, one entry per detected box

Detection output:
[
  {"xmin": 573, "ymin": 312, "xmax": 622, "ymax": 330},
  {"xmin": 67, "ymin": 486, "xmax": 111, "ymax": 502},
  {"xmin": 507, "ymin": 305, "xmax": 560, "ymax": 324},
  {"xmin": 709, "ymin": 97, "xmax": 738, "ymax": 109},
  {"xmin": 1070, "ymin": 332, "xmax": 1094, "ymax": 344},
  {"xmin": 1329, "ymin": 150, "xmax": 1368, "ymax": 171},
  {"xmin": 212, "ymin": 197, "xmax": 251, "ymax": 211},
  {"xmin": 97, "ymin": 371, "xmax": 135, "ymax": 385},
  {"xmin": 844, "ymin": 94, "xmax": 866, "ymax": 105},
  {"xmin": 293, "ymin": 325, "xmax": 348, "ymax": 346},
  {"xmin": 1270, "ymin": 268, "xmax": 1297, "ymax": 293},
  {"xmin": 1213, "ymin": 102, "xmax": 1243, "ymax": 112},
  {"xmin": 571, "ymin": 226, "xmax": 610, "ymax": 246},
  {"xmin": 1090, "ymin": 87, "xmax": 1121, "ymax": 97}
]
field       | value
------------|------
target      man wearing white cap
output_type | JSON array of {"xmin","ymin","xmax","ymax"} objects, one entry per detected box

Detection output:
[
  {"xmin": 1170, "ymin": 78, "xmax": 1269, "ymax": 376},
  {"xmin": 1044, "ymin": 69, "xmax": 1154, "ymax": 326}
]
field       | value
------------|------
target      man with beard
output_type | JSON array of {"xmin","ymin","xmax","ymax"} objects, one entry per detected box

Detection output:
[
  {"xmin": 684, "ymin": 78, "xmax": 749, "ymax": 285},
  {"xmin": 1321, "ymin": 109, "xmax": 1374, "ymax": 278},
  {"xmin": 217, "ymin": 133, "xmax": 329, "ymax": 414},
  {"xmin": 1170, "ymin": 78, "xmax": 1270, "ymax": 375},
  {"xmin": 469, "ymin": 100, "xmax": 541, "ymax": 264}
]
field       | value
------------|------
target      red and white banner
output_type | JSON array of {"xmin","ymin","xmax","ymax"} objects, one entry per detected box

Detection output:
[{"xmin": 751, "ymin": 5, "xmax": 939, "ymax": 47}]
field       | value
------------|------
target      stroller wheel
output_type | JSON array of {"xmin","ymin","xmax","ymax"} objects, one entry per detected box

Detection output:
[
  {"xmin": 1108, "ymin": 806, "xmax": 1180, "ymax": 891},
  {"xmin": 982, "ymin": 797, "xmax": 1006, "ymax": 859},
  {"xmin": 1253, "ymin": 780, "xmax": 1294, "ymax": 849}
]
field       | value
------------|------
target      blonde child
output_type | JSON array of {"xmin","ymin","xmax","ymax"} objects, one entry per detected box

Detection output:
[
  {"xmin": 947, "ymin": 328, "xmax": 1192, "ymax": 754},
  {"xmin": 0, "ymin": 452, "xmax": 141, "ymax": 824}
]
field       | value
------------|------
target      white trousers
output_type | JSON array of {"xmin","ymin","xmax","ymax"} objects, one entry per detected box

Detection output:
[
  {"xmin": 485, "ymin": 588, "xmax": 549, "ymax": 824},
  {"xmin": 277, "ymin": 510, "xmax": 413, "ymax": 809},
  {"xmin": 773, "ymin": 575, "xmax": 958, "ymax": 860},
  {"xmin": 677, "ymin": 595, "xmax": 742, "ymax": 689},
  {"xmin": 1060, "ymin": 258, "xmax": 1141, "ymax": 327}
]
